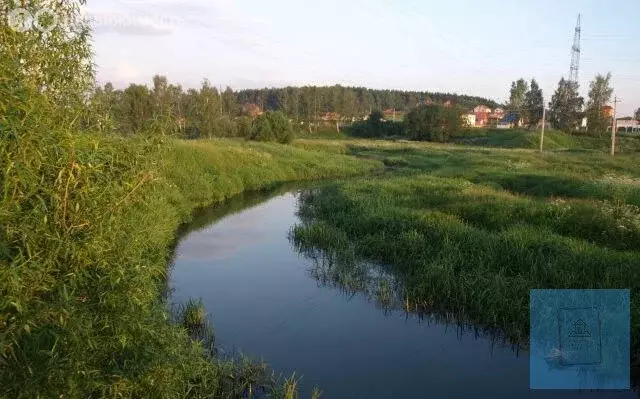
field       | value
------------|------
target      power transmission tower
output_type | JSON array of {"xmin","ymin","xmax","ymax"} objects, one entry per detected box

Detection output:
[{"xmin": 569, "ymin": 14, "xmax": 581, "ymax": 84}]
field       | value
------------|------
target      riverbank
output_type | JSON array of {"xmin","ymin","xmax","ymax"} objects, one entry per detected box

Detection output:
[
  {"xmin": 1, "ymin": 135, "xmax": 379, "ymax": 398},
  {"xmin": 291, "ymin": 139, "xmax": 640, "ymax": 372}
]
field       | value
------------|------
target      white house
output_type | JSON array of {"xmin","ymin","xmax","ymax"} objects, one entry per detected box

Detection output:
[
  {"xmin": 462, "ymin": 113, "xmax": 476, "ymax": 127},
  {"xmin": 611, "ymin": 119, "xmax": 640, "ymax": 136}
]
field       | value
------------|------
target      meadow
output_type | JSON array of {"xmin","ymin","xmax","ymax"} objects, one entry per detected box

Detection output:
[{"xmin": 292, "ymin": 133, "xmax": 640, "ymax": 371}]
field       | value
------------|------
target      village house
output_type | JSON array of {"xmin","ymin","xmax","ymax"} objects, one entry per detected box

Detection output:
[
  {"xmin": 473, "ymin": 105, "xmax": 492, "ymax": 114},
  {"xmin": 603, "ymin": 105, "xmax": 614, "ymax": 118},
  {"xmin": 496, "ymin": 112, "xmax": 523, "ymax": 129},
  {"xmin": 611, "ymin": 119, "xmax": 640, "ymax": 135},
  {"xmin": 488, "ymin": 107, "xmax": 505, "ymax": 125},
  {"xmin": 462, "ymin": 113, "xmax": 476, "ymax": 127},
  {"xmin": 241, "ymin": 103, "xmax": 263, "ymax": 118},
  {"xmin": 320, "ymin": 112, "xmax": 340, "ymax": 122}
]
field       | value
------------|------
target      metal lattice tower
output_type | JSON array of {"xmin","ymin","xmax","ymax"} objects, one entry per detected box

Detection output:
[{"xmin": 569, "ymin": 14, "xmax": 581, "ymax": 84}]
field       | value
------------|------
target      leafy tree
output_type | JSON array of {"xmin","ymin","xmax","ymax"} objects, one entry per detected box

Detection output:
[
  {"xmin": 548, "ymin": 78, "xmax": 584, "ymax": 133},
  {"xmin": 3, "ymin": 0, "xmax": 94, "ymax": 124},
  {"xmin": 523, "ymin": 79, "xmax": 544, "ymax": 129},
  {"xmin": 508, "ymin": 78, "xmax": 529, "ymax": 126},
  {"xmin": 196, "ymin": 79, "xmax": 221, "ymax": 137},
  {"xmin": 250, "ymin": 111, "xmax": 294, "ymax": 143},
  {"xmin": 585, "ymin": 73, "xmax": 613, "ymax": 137},
  {"xmin": 236, "ymin": 116, "xmax": 253, "ymax": 138},
  {"xmin": 86, "ymin": 83, "xmax": 118, "ymax": 133},
  {"xmin": 405, "ymin": 104, "xmax": 461, "ymax": 142},
  {"xmin": 221, "ymin": 86, "xmax": 238, "ymax": 116},
  {"xmin": 636, "ymin": 108, "xmax": 640, "ymax": 122},
  {"xmin": 150, "ymin": 75, "xmax": 174, "ymax": 135},
  {"xmin": 267, "ymin": 111, "xmax": 295, "ymax": 143},
  {"xmin": 367, "ymin": 110, "xmax": 385, "ymax": 137},
  {"xmin": 120, "ymin": 84, "xmax": 152, "ymax": 133},
  {"xmin": 251, "ymin": 115, "xmax": 274, "ymax": 141},
  {"xmin": 348, "ymin": 110, "xmax": 404, "ymax": 138}
]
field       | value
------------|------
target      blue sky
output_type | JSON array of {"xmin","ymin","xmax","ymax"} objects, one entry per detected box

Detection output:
[{"xmin": 88, "ymin": 0, "xmax": 639, "ymax": 115}]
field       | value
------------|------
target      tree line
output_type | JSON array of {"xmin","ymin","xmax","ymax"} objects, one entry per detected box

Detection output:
[
  {"xmin": 507, "ymin": 73, "xmax": 626, "ymax": 137},
  {"xmin": 348, "ymin": 105, "xmax": 464, "ymax": 142},
  {"xmin": 84, "ymin": 75, "xmax": 499, "ymax": 140},
  {"xmin": 236, "ymin": 86, "xmax": 498, "ymax": 120}
]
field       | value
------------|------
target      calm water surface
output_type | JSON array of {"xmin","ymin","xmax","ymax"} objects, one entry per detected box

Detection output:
[{"xmin": 169, "ymin": 188, "xmax": 635, "ymax": 399}]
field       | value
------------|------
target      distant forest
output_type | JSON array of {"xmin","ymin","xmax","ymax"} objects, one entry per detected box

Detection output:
[
  {"xmin": 87, "ymin": 76, "xmax": 500, "ymax": 137},
  {"xmin": 236, "ymin": 86, "xmax": 499, "ymax": 118}
]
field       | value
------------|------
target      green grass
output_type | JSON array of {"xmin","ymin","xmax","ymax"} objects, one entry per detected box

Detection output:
[
  {"xmin": 454, "ymin": 127, "xmax": 640, "ymax": 153},
  {"xmin": 290, "ymin": 137, "xmax": 640, "ymax": 370},
  {"xmin": 296, "ymin": 127, "xmax": 350, "ymax": 140},
  {"xmin": 1, "ymin": 133, "xmax": 379, "ymax": 398}
]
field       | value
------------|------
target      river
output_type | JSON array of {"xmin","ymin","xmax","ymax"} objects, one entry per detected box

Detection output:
[{"xmin": 169, "ymin": 186, "xmax": 635, "ymax": 398}]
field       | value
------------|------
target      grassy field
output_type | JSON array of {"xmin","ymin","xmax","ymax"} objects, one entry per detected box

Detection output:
[
  {"xmin": 454, "ymin": 127, "xmax": 640, "ymax": 152},
  {"xmin": 1, "ymin": 135, "xmax": 379, "ymax": 398},
  {"xmin": 292, "ymin": 134, "xmax": 640, "ymax": 370}
]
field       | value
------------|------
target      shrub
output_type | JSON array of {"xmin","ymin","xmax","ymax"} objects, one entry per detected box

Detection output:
[
  {"xmin": 249, "ymin": 111, "xmax": 294, "ymax": 143},
  {"xmin": 348, "ymin": 111, "xmax": 405, "ymax": 138},
  {"xmin": 236, "ymin": 116, "xmax": 253, "ymax": 138},
  {"xmin": 405, "ymin": 104, "xmax": 462, "ymax": 142}
]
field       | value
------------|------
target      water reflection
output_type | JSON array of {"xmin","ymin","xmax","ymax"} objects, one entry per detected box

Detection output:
[{"xmin": 291, "ymin": 225, "xmax": 521, "ymax": 357}]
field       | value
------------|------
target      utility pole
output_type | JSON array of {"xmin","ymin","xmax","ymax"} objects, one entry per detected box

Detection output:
[
  {"xmin": 540, "ymin": 107, "xmax": 546, "ymax": 152},
  {"xmin": 219, "ymin": 85, "xmax": 223, "ymax": 115},
  {"xmin": 610, "ymin": 96, "xmax": 620, "ymax": 156}
]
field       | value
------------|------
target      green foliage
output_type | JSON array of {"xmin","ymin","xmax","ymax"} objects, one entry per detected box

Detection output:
[
  {"xmin": 348, "ymin": 111, "xmax": 404, "ymax": 138},
  {"xmin": 523, "ymin": 79, "xmax": 544, "ymax": 129},
  {"xmin": 1, "ymin": 4, "xmax": 378, "ymax": 394},
  {"xmin": 0, "ymin": 131, "xmax": 378, "ymax": 397},
  {"xmin": 183, "ymin": 299, "xmax": 207, "ymax": 328},
  {"xmin": 236, "ymin": 115, "xmax": 253, "ymax": 138},
  {"xmin": 252, "ymin": 114, "xmax": 275, "ymax": 141},
  {"xmin": 121, "ymin": 84, "xmax": 153, "ymax": 133},
  {"xmin": 586, "ymin": 72, "xmax": 613, "ymax": 137},
  {"xmin": 1, "ymin": 0, "xmax": 94, "ymax": 126},
  {"xmin": 635, "ymin": 108, "xmax": 640, "ymax": 122},
  {"xmin": 549, "ymin": 78, "xmax": 584, "ymax": 133},
  {"xmin": 405, "ymin": 104, "xmax": 462, "ymax": 142},
  {"xmin": 508, "ymin": 78, "xmax": 529, "ymax": 127},
  {"xmin": 236, "ymin": 85, "xmax": 499, "ymax": 120},
  {"xmin": 250, "ymin": 111, "xmax": 294, "ymax": 143}
]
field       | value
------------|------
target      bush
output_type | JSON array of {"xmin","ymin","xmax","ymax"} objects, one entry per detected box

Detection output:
[
  {"xmin": 348, "ymin": 110, "xmax": 406, "ymax": 138},
  {"xmin": 405, "ymin": 104, "xmax": 462, "ymax": 142},
  {"xmin": 249, "ymin": 111, "xmax": 294, "ymax": 144},
  {"xmin": 235, "ymin": 116, "xmax": 253, "ymax": 138},
  {"xmin": 213, "ymin": 115, "xmax": 238, "ymax": 137}
]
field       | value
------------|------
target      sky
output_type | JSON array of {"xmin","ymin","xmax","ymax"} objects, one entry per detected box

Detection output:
[{"xmin": 86, "ymin": 0, "xmax": 639, "ymax": 116}]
